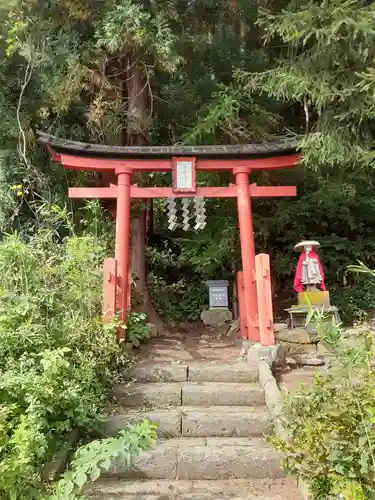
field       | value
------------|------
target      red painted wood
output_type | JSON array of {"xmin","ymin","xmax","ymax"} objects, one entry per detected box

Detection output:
[
  {"xmin": 249, "ymin": 185, "xmax": 297, "ymax": 197},
  {"xmin": 69, "ymin": 185, "xmax": 118, "ymax": 198},
  {"xmin": 130, "ymin": 185, "xmax": 238, "ymax": 198},
  {"xmin": 235, "ymin": 170, "xmax": 259, "ymax": 342},
  {"xmin": 172, "ymin": 157, "xmax": 197, "ymax": 193},
  {"xmin": 53, "ymin": 150, "xmax": 301, "ymax": 173},
  {"xmin": 103, "ymin": 258, "xmax": 117, "ymax": 323},
  {"xmin": 68, "ymin": 184, "xmax": 296, "ymax": 200},
  {"xmin": 115, "ymin": 169, "xmax": 132, "ymax": 340},
  {"xmin": 255, "ymin": 254, "xmax": 275, "ymax": 346},
  {"xmin": 236, "ymin": 272, "xmax": 248, "ymax": 339}
]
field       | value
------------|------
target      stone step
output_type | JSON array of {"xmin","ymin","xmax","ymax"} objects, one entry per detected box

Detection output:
[
  {"xmin": 104, "ymin": 406, "xmax": 269, "ymax": 438},
  {"xmin": 182, "ymin": 383, "xmax": 264, "ymax": 407},
  {"xmin": 104, "ymin": 437, "xmax": 284, "ymax": 480},
  {"xmin": 87, "ymin": 478, "xmax": 301, "ymax": 500},
  {"xmin": 113, "ymin": 382, "xmax": 265, "ymax": 408},
  {"xmin": 126, "ymin": 363, "xmax": 258, "ymax": 383}
]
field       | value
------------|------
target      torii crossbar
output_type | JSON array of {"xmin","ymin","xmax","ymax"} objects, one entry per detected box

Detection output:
[{"xmin": 39, "ymin": 132, "xmax": 300, "ymax": 343}]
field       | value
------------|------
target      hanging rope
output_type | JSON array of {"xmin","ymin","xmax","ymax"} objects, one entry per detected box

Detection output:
[
  {"xmin": 167, "ymin": 198, "xmax": 178, "ymax": 230},
  {"xmin": 194, "ymin": 197, "xmax": 206, "ymax": 231}
]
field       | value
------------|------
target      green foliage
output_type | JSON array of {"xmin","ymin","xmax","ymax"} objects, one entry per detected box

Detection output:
[
  {"xmin": 331, "ymin": 278, "xmax": 375, "ymax": 324},
  {"xmin": 0, "ymin": 203, "xmax": 150, "ymax": 499},
  {"xmin": 182, "ymin": 84, "xmax": 279, "ymax": 145},
  {"xmin": 237, "ymin": 0, "xmax": 375, "ymax": 167},
  {"xmin": 95, "ymin": 0, "xmax": 181, "ymax": 72},
  {"xmin": 126, "ymin": 312, "xmax": 151, "ymax": 347},
  {"xmin": 49, "ymin": 421, "xmax": 157, "ymax": 499},
  {"xmin": 149, "ymin": 276, "xmax": 207, "ymax": 324},
  {"xmin": 274, "ymin": 307, "xmax": 375, "ymax": 499},
  {"xmin": 332, "ymin": 261, "xmax": 375, "ymax": 323}
]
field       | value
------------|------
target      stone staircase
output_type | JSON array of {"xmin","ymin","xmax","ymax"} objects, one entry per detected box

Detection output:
[{"xmin": 88, "ymin": 362, "xmax": 300, "ymax": 499}]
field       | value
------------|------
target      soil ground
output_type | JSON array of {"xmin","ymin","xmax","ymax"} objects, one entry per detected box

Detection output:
[
  {"xmin": 134, "ymin": 321, "xmax": 243, "ymax": 365},
  {"xmin": 276, "ymin": 366, "xmax": 328, "ymax": 395}
]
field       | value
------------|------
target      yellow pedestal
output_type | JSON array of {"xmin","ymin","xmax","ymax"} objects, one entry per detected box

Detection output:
[{"xmin": 297, "ymin": 290, "xmax": 330, "ymax": 307}]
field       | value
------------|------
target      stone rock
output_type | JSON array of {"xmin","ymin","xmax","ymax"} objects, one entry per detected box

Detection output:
[
  {"xmin": 277, "ymin": 340, "xmax": 317, "ymax": 356},
  {"xmin": 240, "ymin": 339, "xmax": 257, "ymax": 357},
  {"xmin": 246, "ymin": 343, "xmax": 262, "ymax": 365},
  {"xmin": 292, "ymin": 354, "xmax": 325, "ymax": 366},
  {"xmin": 282, "ymin": 364, "xmax": 292, "ymax": 373},
  {"xmin": 286, "ymin": 356, "xmax": 297, "ymax": 368},
  {"xmin": 149, "ymin": 323, "xmax": 158, "ymax": 338},
  {"xmin": 316, "ymin": 342, "xmax": 334, "ymax": 357},
  {"xmin": 227, "ymin": 318, "xmax": 240, "ymax": 336},
  {"xmin": 344, "ymin": 325, "xmax": 372, "ymax": 340},
  {"xmin": 306, "ymin": 322, "xmax": 318, "ymax": 336},
  {"xmin": 255, "ymin": 344, "xmax": 286, "ymax": 368},
  {"xmin": 181, "ymin": 407, "xmax": 268, "ymax": 437},
  {"xmin": 200, "ymin": 308, "xmax": 233, "ymax": 327},
  {"xmin": 216, "ymin": 324, "xmax": 231, "ymax": 336},
  {"xmin": 123, "ymin": 342, "xmax": 134, "ymax": 353},
  {"xmin": 345, "ymin": 336, "xmax": 366, "ymax": 349},
  {"xmin": 274, "ymin": 323, "xmax": 288, "ymax": 333},
  {"xmin": 188, "ymin": 363, "xmax": 258, "ymax": 383},
  {"xmin": 275, "ymin": 327, "xmax": 317, "ymax": 344}
]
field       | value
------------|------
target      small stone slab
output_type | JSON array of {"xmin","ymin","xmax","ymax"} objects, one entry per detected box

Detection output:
[
  {"xmin": 177, "ymin": 437, "xmax": 284, "ymax": 479},
  {"xmin": 106, "ymin": 439, "xmax": 179, "ymax": 478},
  {"xmin": 113, "ymin": 383, "xmax": 182, "ymax": 407},
  {"xmin": 292, "ymin": 355, "xmax": 325, "ymax": 366},
  {"xmin": 273, "ymin": 323, "xmax": 288, "ymax": 333},
  {"xmin": 104, "ymin": 437, "xmax": 284, "ymax": 480},
  {"xmin": 126, "ymin": 365, "xmax": 188, "ymax": 383},
  {"xmin": 277, "ymin": 340, "xmax": 317, "ymax": 356},
  {"xmin": 188, "ymin": 364, "xmax": 258, "ymax": 383},
  {"xmin": 86, "ymin": 478, "xmax": 301, "ymax": 500},
  {"xmin": 181, "ymin": 406, "xmax": 268, "ymax": 437},
  {"xmin": 275, "ymin": 327, "xmax": 316, "ymax": 344},
  {"xmin": 181, "ymin": 383, "xmax": 265, "ymax": 407},
  {"xmin": 201, "ymin": 309, "xmax": 233, "ymax": 327},
  {"xmin": 103, "ymin": 409, "xmax": 181, "ymax": 438},
  {"xmin": 286, "ymin": 357, "xmax": 297, "ymax": 368}
]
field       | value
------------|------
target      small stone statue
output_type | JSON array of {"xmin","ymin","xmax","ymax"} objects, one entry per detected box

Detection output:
[{"xmin": 293, "ymin": 240, "xmax": 326, "ymax": 292}]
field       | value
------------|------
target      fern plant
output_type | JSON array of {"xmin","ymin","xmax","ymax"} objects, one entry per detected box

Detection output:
[{"xmin": 49, "ymin": 421, "xmax": 157, "ymax": 499}]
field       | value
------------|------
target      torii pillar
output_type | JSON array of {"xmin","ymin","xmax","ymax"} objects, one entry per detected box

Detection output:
[
  {"xmin": 114, "ymin": 167, "xmax": 132, "ymax": 316},
  {"xmin": 235, "ymin": 167, "xmax": 258, "ymax": 342}
]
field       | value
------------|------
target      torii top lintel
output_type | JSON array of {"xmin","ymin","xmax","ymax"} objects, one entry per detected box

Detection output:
[{"xmin": 38, "ymin": 131, "xmax": 301, "ymax": 172}]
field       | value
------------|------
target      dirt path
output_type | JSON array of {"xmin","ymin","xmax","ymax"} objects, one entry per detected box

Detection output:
[{"xmin": 135, "ymin": 321, "xmax": 243, "ymax": 365}]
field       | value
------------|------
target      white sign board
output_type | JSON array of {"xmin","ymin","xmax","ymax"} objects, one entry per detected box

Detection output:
[{"xmin": 176, "ymin": 161, "xmax": 193, "ymax": 190}]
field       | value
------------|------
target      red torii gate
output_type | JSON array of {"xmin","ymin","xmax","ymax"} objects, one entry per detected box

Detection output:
[{"xmin": 39, "ymin": 132, "xmax": 300, "ymax": 345}]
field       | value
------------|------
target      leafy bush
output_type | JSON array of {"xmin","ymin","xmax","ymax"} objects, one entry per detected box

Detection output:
[
  {"xmin": 0, "ymin": 205, "xmax": 153, "ymax": 499},
  {"xmin": 126, "ymin": 312, "xmax": 151, "ymax": 347},
  {"xmin": 149, "ymin": 276, "xmax": 207, "ymax": 324},
  {"xmin": 274, "ymin": 308, "xmax": 375, "ymax": 499},
  {"xmin": 50, "ymin": 421, "xmax": 157, "ymax": 499},
  {"xmin": 331, "ymin": 276, "xmax": 375, "ymax": 324}
]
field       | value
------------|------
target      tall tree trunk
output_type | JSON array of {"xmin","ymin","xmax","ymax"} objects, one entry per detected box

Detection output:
[
  {"xmin": 146, "ymin": 198, "xmax": 153, "ymax": 243},
  {"xmin": 125, "ymin": 62, "xmax": 149, "ymax": 305},
  {"xmin": 124, "ymin": 60, "xmax": 163, "ymax": 333}
]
